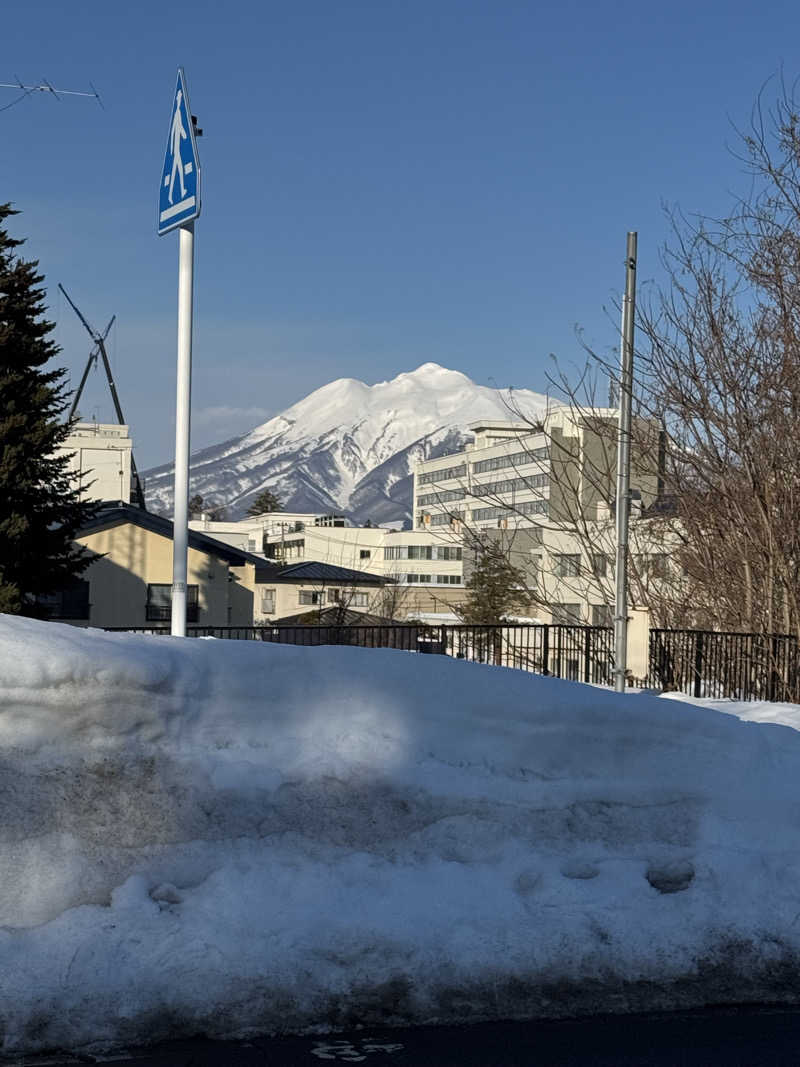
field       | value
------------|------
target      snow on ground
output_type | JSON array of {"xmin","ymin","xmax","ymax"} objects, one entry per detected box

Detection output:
[
  {"xmin": 2, "ymin": 614, "xmax": 800, "ymax": 1054},
  {"xmin": 660, "ymin": 689, "xmax": 800, "ymax": 731}
]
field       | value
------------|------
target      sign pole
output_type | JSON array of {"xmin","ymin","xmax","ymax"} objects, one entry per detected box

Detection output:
[
  {"xmin": 613, "ymin": 231, "xmax": 637, "ymax": 692},
  {"xmin": 158, "ymin": 67, "xmax": 201, "ymax": 636},
  {"xmin": 171, "ymin": 222, "xmax": 195, "ymax": 636}
]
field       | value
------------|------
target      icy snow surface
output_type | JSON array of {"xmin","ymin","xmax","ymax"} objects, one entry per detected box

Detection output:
[{"xmin": 1, "ymin": 614, "xmax": 800, "ymax": 1053}]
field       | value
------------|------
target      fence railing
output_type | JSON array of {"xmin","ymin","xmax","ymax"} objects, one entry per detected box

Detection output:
[
  {"xmin": 112, "ymin": 622, "xmax": 615, "ymax": 685},
  {"xmin": 648, "ymin": 628, "xmax": 800, "ymax": 703}
]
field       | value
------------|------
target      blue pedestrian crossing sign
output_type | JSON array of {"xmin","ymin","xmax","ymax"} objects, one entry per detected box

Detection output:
[{"xmin": 158, "ymin": 68, "xmax": 201, "ymax": 235}]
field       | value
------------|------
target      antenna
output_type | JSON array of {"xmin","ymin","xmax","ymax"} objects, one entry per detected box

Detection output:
[
  {"xmin": 59, "ymin": 284, "xmax": 146, "ymax": 510},
  {"xmin": 0, "ymin": 77, "xmax": 103, "ymax": 113}
]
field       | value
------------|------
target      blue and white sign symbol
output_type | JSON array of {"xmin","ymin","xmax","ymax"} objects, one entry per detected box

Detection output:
[{"xmin": 158, "ymin": 68, "xmax": 200, "ymax": 235}]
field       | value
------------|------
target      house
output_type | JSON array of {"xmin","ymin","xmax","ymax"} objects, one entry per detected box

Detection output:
[
  {"xmin": 249, "ymin": 560, "xmax": 387, "ymax": 624},
  {"xmin": 46, "ymin": 504, "xmax": 387, "ymax": 630}
]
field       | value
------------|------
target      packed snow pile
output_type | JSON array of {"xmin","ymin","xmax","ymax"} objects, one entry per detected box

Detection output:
[{"xmin": 1, "ymin": 615, "xmax": 800, "ymax": 1053}]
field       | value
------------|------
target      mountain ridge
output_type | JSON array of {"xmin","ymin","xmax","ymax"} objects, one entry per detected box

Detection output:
[{"xmin": 143, "ymin": 364, "xmax": 549, "ymax": 524}]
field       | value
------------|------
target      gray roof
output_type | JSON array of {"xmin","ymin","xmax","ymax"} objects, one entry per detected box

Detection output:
[{"xmin": 254, "ymin": 560, "xmax": 387, "ymax": 585}]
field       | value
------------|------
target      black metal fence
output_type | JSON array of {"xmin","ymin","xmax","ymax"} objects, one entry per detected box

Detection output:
[
  {"xmin": 648, "ymin": 628, "xmax": 800, "ymax": 702},
  {"xmin": 114, "ymin": 622, "xmax": 615, "ymax": 685}
]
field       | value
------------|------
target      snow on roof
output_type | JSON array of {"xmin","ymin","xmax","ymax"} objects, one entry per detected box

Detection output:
[{"xmin": 1, "ymin": 612, "xmax": 800, "ymax": 1052}]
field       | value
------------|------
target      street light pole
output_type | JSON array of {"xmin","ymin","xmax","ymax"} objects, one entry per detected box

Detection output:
[{"xmin": 614, "ymin": 231, "xmax": 638, "ymax": 692}]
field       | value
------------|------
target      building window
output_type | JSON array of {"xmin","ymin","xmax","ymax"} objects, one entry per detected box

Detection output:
[
  {"xmin": 471, "ymin": 500, "xmax": 547, "ymax": 522},
  {"xmin": 264, "ymin": 537, "xmax": 305, "ymax": 561},
  {"xmin": 434, "ymin": 546, "xmax": 462, "ymax": 561},
  {"xmin": 551, "ymin": 602, "xmax": 582, "ymax": 625},
  {"xmin": 327, "ymin": 589, "xmax": 341, "ymax": 603},
  {"xmin": 591, "ymin": 603, "xmax": 613, "ymax": 627},
  {"xmin": 260, "ymin": 589, "xmax": 276, "ymax": 614},
  {"xmin": 472, "ymin": 473, "xmax": 549, "ymax": 497},
  {"xmin": 591, "ymin": 553, "xmax": 608, "ymax": 578},
  {"xmin": 430, "ymin": 511, "xmax": 465, "ymax": 526},
  {"xmin": 37, "ymin": 578, "xmax": 91, "ymax": 620},
  {"xmin": 408, "ymin": 545, "xmax": 433, "ymax": 560},
  {"xmin": 146, "ymin": 583, "xmax": 198, "ymax": 623},
  {"xmin": 417, "ymin": 488, "xmax": 465, "ymax": 507},
  {"xmin": 299, "ymin": 590, "xmax": 323, "ymax": 605},
  {"xmin": 351, "ymin": 592, "xmax": 369, "ymax": 607},
  {"xmin": 553, "ymin": 554, "xmax": 581, "ymax": 578},
  {"xmin": 529, "ymin": 553, "xmax": 542, "ymax": 586},
  {"xmin": 418, "ymin": 463, "xmax": 467, "ymax": 486},
  {"xmin": 472, "ymin": 446, "xmax": 548, "ymax": 475},
  {"xmin": 359, "ymin": 549, "xmax": 371, "ymax": 559},
  {"xmin": 385, "ymin": 545, "xmax": 463, "ymax": 561},
  {"xmin": 435, "ymin": 574, "xmax": 461, "ymax": 584},
  {"xmin": 638, "ymin": 553, "xmax": 669, "ymax": 579}
]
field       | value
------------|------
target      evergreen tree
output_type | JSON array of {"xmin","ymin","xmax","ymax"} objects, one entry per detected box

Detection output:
[
  {"xmin": 459, "ymin": 537, "xmax": 527, "ymax": 624},
  {"xmin": 0, "ymin": 205, "xmax": 97, "ymax": 615},
  {"xmin": 246, "ymin": 488, "xmax": 282, "ymax": 516}
]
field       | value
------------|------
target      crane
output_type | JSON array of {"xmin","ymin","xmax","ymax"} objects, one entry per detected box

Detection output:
[{"xmin": 59, "ymin": 284, "xmax": 146, "ymax": 510}]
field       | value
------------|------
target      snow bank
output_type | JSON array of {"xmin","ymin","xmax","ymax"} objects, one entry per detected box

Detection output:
[{"xmin": 1, "ymin": 615, "xmax": 800, "ymax": 1053}]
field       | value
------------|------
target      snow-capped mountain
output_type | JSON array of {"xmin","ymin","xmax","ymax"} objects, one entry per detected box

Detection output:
[{"xmin": 143, "ymin": 363, "xmax": 549, "ymax": 525}]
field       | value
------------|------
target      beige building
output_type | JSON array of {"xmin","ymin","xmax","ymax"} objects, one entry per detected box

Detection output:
[
  {"xmin": 44, "ymin": 505, "xmax": 386, "ymax": 630},
  {"xmin": 54, "ymin": 422, "xmax": 136, "ymax": 504}
]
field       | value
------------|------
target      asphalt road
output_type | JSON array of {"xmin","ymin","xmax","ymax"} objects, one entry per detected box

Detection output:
[{"xmin": 6, "ymin": 1006, "xmax": 800, "ymax": 1067}]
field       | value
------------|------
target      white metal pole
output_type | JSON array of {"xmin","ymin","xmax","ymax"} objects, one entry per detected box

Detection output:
[
  {"xmin": 171, "ymin": 222, "xmax": 195, "ymax": 636},
  {"xmin": 614, "ymin": 231, "xmax": 637, "ymax": 692}
]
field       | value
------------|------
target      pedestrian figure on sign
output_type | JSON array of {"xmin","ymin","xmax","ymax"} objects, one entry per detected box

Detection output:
[{"xmin": 167, "ymin": 90, "xmax": 188, "ymax": 204}]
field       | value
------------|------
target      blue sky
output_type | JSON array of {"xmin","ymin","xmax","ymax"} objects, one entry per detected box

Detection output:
[{"xmin": 2, "ymin": 0, "xmax": 797, "ymax": 468}]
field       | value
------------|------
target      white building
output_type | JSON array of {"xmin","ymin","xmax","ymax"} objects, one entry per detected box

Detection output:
[
  {"xmin": 413, "ymin": 408, "xmax": 669, "ymax": 634},
  {"xmin": 190, "ymin": 511, "xmax": 466, "ymax": 617},
  {"xmin": 55, "ymin": 422, "xmax": 135, "ymax": 504}
]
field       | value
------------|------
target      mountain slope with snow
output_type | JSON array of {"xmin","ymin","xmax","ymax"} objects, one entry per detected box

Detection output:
[{"xmin": 143, "ymin": 364, "xmax": 548, "ymax": 523}]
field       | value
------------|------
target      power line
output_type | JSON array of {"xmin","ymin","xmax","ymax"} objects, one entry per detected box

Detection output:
[{"xmin": 0, "ymin": 76, "xmax": 102, "ymax": 113}]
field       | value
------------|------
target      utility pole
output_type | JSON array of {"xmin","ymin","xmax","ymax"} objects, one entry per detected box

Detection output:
[
  {"xmin": 614, "ymin": 232, "xmax": 637, "ymax": 693},
  {"xmin": 157, "ymin": 68, "xmax": 201, "ymax": 637}
]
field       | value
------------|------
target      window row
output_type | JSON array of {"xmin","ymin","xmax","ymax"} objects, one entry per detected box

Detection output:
[
  {"xmin": 471, "ymin": 500, "xmax": 548, "ymax": 521},
  {"xmin": 417, "ymin": 488, "xmax": 465, "ymax": 507},
  {"xmin": 402, "ymin": 574, "xmax": 462, "ymax": 585},
  {"xmin": 384, "ymin": 545, "xmax": 463, "ymax": 561},
  {"xmin": 264, "ymin": 537, "xmax": 305, "ymax": 560},
  {"xmin": 549, "ymin": 553, "xmax": 668, "ymax": 580},
  {"xmin": 550, "ymin": 602, "xmax": 614, "ymax": 626},
  {"xmin": 471, "ymin": 446, "xmax": 548, "ymax": 475},
  {"xmin": 429, "ymin": 511, "xmax": 465, "ymax": 526},
  {"xmin": 471, "ymin": 473, "xmax": 549, "ymax": 497},
  {"xmin": 298, "ymin": 589, "xmax": 369, "ymax": 607},
  {"xmin": 417, "ymin": 463, "xmax": 467, "ymax": 485}
]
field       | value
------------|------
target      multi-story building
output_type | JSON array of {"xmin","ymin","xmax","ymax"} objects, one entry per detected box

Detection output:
[
  {"xmin": 414, "ymin": 408, "xmax": 659, "ymax": 532},
  {"xmin": 413, "ymin": 408, "xmax": 668, "ymax": 628},
  {"xmin": 190, "ymin": 511, "xmax": 466, "ymax": 617}
]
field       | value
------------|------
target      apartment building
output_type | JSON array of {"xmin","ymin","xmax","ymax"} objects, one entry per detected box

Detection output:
[
  {"xmin": 413, "ymin": 408, "xmax": 669, "ymax": 627},
  {"xmin": 414, "ymin": 408, "xmax": 659, "ymax": 531}
]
